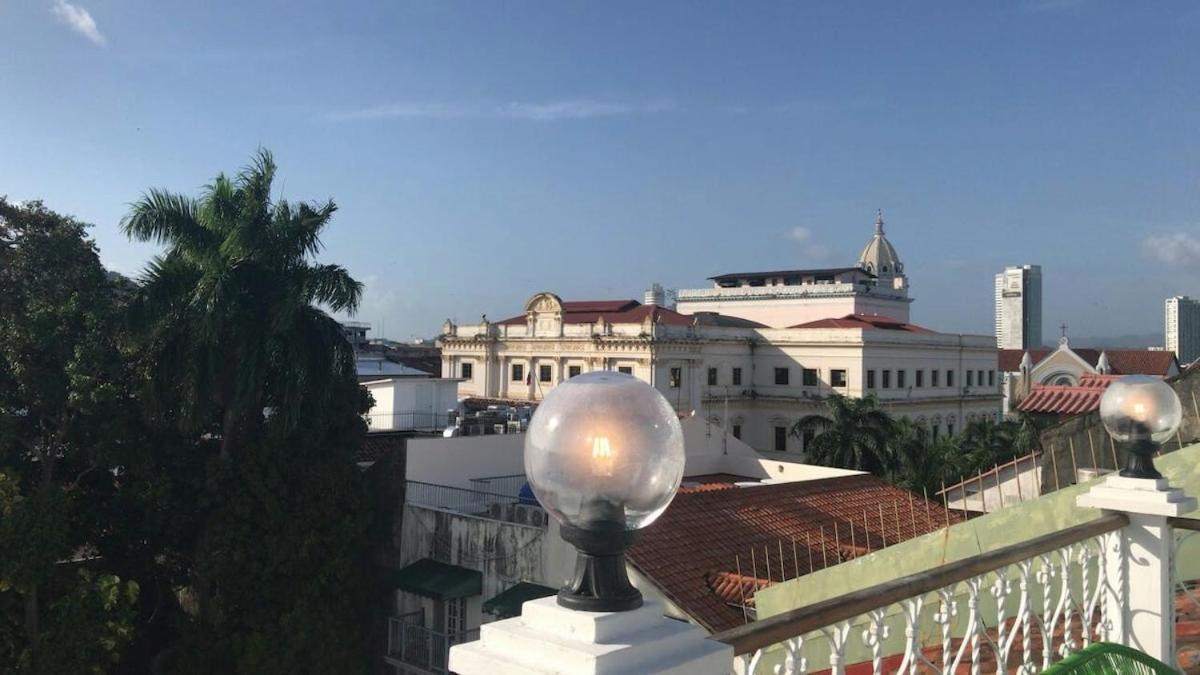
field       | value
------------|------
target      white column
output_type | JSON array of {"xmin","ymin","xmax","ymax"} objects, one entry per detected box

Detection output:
[
  {"xmin": 1077, "ymin": 475, "xmax": 1197, "ymax": 663},
  {"xmin": 449, "ymin": 597, "xmax": 732, "ymax": 675}
]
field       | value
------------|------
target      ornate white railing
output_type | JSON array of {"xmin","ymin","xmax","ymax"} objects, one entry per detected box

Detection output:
[{"xmin": 711, "ymin": 513, "xmax": 1130, "ymax": 675}]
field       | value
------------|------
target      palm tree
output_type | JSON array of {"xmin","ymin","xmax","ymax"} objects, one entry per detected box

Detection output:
[
  {"xmin": 122, "ymin": 149, "xmax": 363, "ymax": 460},
  {"xmin": 889, "ymin": 418, "xmax": 961, "ymax": 494},
  {"xmin": 791, "ymin": 393, "xmax": 896, "ymax": 475}
]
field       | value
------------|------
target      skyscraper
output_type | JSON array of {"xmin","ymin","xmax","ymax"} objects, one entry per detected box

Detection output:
[
  {"xmin": 994, "ymin": 265, "xmax": 1043, "ymax": 350},
  {"xmin": 1165, "ymin": 296, "xmax": 1200, "ymax": 365}
]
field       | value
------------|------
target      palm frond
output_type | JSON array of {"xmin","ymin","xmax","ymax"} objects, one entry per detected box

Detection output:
[{"xmin": 121, "ymin": 189, "xmax": 212, "ymax": 252}]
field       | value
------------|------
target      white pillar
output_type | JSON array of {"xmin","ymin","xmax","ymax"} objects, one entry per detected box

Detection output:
[
  {"xmin": 1076, "ymin": 475, "xmax": 1197, "ymax": 664},
  {"xmin": 449, "ymin": 597, "xmax": 732, "ymax": 675}
]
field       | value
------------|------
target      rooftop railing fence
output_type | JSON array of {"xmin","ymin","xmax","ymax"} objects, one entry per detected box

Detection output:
[
  {"xmin": 405, "ymin": 480, "xmax": 547, "ymax": 528},
  {"xmin": 386, "ymin": 612, "xmax": 479, "ymax": 675},
  {"xmin": 707, "ymin": 512, "xmax": 1196, "ymax": 674}
]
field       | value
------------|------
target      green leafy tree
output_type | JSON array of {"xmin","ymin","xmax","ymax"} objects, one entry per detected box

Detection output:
[
  {"xmin": 121, "ymin": 149, "xmax": 363, "ymax": 460},
  {"xmin": 791, "ymin": 394, "xmax": 897, "ymax": 475},
  {"xmin": 0, "ymin": 199, "xmax": 142, "ymax": 672}
]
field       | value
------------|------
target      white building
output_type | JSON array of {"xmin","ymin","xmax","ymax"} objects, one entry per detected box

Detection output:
[
  {"xmin": 675, "ymin": 211, "xmax": 910, "ymax": 328},
  {"xmin": 356, "ymin": 354, "xmax": 461, "ymax": 432},
  {"xmin": 994, "ymin": 264, "xmax": 1043, "ymax": 350},
  {"xmin": 1166, "ymin": 295, "xmax": 1200, "ymax": 366},
  {"xmin": 439, "ymin": 216, "xmax": 1001, "ymax": 453}
]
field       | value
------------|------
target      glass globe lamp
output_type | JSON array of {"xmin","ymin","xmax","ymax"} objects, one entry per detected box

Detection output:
[
  {"xmin": 1099, "ymin": 375, "xmax": 1182, "ymax": 479},
  {"xmin": 524, "ymin": 371, "xmax": 685, "ymax": 611}
]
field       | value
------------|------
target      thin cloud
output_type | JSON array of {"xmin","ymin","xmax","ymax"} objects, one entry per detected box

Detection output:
[
  {"xmin": 50, "ymin": 0, "xmax": 106, "ymax": 47},
  {"xmin": 1023, "ymin": 0, "xmax": 1085, "ymax": 12},
  {"xmin": 327, "ymin": 98, "xmax": 674, "ymax": 123},
  {"xmin": 785, "ymin": 226, "xmax": 813, "ymax": 243},
  {"xmin": 1141, "ymin": 231, "xmax": 1200, "ymax": 268},
  {"xmin": 783, "ymin": 227, "xmax": 831, "ymax": 261}
]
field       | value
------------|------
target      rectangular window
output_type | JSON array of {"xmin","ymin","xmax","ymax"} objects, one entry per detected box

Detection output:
[
  {"xmin": 967, "ymin": 370, "xmax": 974, "ymax": 387},
  {"xmin": 568, "ymin": 365, "xmax": 582, "ymax": 379},
  {"xmin": 882, "ymin": 370, "xmax": 891, "ymax": 389},
  {"xmin": 460, "ymin": 362, "xmax": 473, "ymax": 380},
  {"xmin": 947, "ymin": 370, "xmax": 955, "ymax": 387},
  {"xmin": 539, "ymin": 364, "xmax": 552, "ymax": 382},
  {"xmin": 775, "ymin": 367, "xmax": 790, "ymax": 386},
  {"xmin": 897, "ymin": 370, "xmax": 907, "ymax": 389},
  {"xmin": 618, "ymin": 366, "xmax": 633, "ymax": 375},
  {"xmin": 732, "ymin": 367, "xmax": 742, "ymax": 386},
  {"xmin": 831, "ymin": 369, "xmax": 847, "ymax": 388},
  {"xmin": 802, "ymin": 368, "xmax": 818, "ymax": 386},
  {"xmin": 731, "ymin": 424, "xmax": 742, "ymax": 439},
  {"xmin": 511, "ymin": 364, "xmax": 524, "ymax": 382},
  {"xmin": 802, "ymin": 428, "xmax": 816, "ymax": 449},
  {"xmin": 866, "ymin": 370, "xmax": 876, "ymax": 389},
  {"xmin": 707, "ymin": 367, "xmax": 718, "ymax": 386},
  {"xmin": 931, "ymin": 369, "xmax": 940, "ymax": 387},
  {"xmin": 988, "ymin": 370, "xmax": 995, "ymax": 387},
  {"xmin": 915, "ymin": 370, "xmax": 924, "ymax": 388},
  {"xmin": 932, "ymin": 425, "xmax": 940, "ymax": 440},
  {"xmin": 669, "ymin": 367, "xmax": 682, "ymax": 388},
  {"xmin": 948, "ymin": 422, "xmax": 955, "ymax": 437},
  {"xmin": 773, "ymin": 426, "xmax": 787, "ymax": 452},
  {"xmin": 978, "ymin": 370, "xmax": 984, "ymax": 386}
]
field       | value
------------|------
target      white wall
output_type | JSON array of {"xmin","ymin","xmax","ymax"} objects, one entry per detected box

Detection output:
[{"xmin": 406, "ymin": 433, "xmax": 526, "ymax": 489}]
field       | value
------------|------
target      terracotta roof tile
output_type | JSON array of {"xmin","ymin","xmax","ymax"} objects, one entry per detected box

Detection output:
[
  {"xmin": 627, "ymin": 474, "xmax": 964, "ymax": 633},
  {"xmin": 495, "ymin": 301, "xmax": 694, "ymax": 327},
  {"xmin": 998, "ymin": 348, "xmax": 1178, "ymax": 375},
  {"xmin": 789, "ymin": 314, "xmax": 937, "ymax": 334}
]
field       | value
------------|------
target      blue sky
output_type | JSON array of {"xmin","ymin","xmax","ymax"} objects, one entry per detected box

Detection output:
[{"xmin": 2, "ymin": 1, "xmax": 1198, "ymax": 343}]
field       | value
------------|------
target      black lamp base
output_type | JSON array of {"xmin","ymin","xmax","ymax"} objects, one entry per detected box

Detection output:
[
  {"xmin": 558, "ymin": 522, "xmax": 642, "ymax": 612},
  {"xmin": 1119, "ymin": 438, "xmax": 1163, "ymax": 480}
]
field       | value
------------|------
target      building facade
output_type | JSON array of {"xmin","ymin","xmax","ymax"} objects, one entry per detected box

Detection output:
[
  {"xmin": 1166, "ymin": 295, "xmax": 1200, "ymax": 366},
  {"xmin": 997, "ymin": 337, "xmax": 1180, "ymax": 415},
  {"xmin": 994, "ymin": 264, "xmax": 1043, "ymax": 350},
  {"xmin": 439, "ymin": 215, "xmax": 1002, "ymax": 455}
]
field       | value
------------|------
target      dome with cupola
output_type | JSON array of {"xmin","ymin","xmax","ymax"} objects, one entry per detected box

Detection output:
[{"xmin": 857, "ymin": 210, "xmax": 904, "ymax": 278}]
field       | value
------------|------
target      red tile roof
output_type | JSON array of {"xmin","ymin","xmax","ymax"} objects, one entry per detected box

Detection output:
[
  {"xmin": 1016, "ymin": 374, "xmax": 1123, "ymax": 416},
  {"xmin": 495, "ymin": 300, "xmax": 693, "ymax": 327},
  {"xmin": 789, "ymin": 313, "xmax": 937, "ymax": 334},
  {"xmin": 704, "ymin": 571, "xmax": 770, "ymax": 609},
  {"xmin": 626, "ymin": 474, "xmax": 964, "ymax": 633},
  {"xmin": 998, "ymin": 348, "xmax": 1178, "ymax": 375}
]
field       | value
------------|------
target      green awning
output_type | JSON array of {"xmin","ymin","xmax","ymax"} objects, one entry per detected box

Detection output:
[
  {"xmin": 392, "ymin": 559, "xmax": 482, "ymax": 600},
  {"xmin": 482, "ymin": 582, "xmax": 558, "ymax": 618}
]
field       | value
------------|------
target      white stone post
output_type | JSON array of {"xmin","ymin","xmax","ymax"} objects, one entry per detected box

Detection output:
[
  {"xmin": 1077, "ymin": 475, "xmax": 1196, "ymax": 663},
  {"xmin": 449, "ymin": 597, "xmax": 732, "ymax": 674}
]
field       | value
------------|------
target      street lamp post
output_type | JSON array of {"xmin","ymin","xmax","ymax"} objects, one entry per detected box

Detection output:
[
  {"xmin": 524, "ymin": 371, "xmax": 686, "ymax": 612},
  {"xmin": 449, "ymin": 371, "xmax": 731, "ymax": 674},
  {"xmin": 1098, "ymin": 374, "xmax": 1183, "ymax": 479}
]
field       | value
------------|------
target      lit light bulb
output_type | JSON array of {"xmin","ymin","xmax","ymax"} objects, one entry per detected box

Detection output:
[
  {"xmin": 590, "ymin": 435, "xmax": 615, "ymax": 477},
  {"xmin": 1100, "ymin": 374, "xmax": 1183, "ymax": 444},
  {"xmin": 1130, "ymin": 400, "xmax": 1148, "ymax": 422}
]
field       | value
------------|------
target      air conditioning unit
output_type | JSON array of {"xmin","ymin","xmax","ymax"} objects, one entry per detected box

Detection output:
[
  {"xmin": 515, "ymin": 504, "xmax": 532, "ymax": 525},
  {"xmin": 512, "ymin": 504, "xmax": 546, "ymax": 527}
]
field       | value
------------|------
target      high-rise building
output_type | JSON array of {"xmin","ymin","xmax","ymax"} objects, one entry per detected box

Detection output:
[
  {"xmin": 1165, "ymin": 296, "xmax": 1200, "ymax": 365},
  {"xmin": 994, "ymin": 265, "xmax": 1043, "ymax": 350}
]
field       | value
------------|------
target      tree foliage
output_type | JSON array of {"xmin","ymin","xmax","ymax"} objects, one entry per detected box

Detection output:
[
  {"xmin": 0, "ymin": 198, "xmax": 144, "ymax": 672},
  {"xmin": 792, "ymin": 393, "xmax": 1047, "ymax": 495},
  {"xmin": 121, "ymin": 149, "xmax": 363, "ymax": 460},
  {"xmin": 0, "ymin": 150, "xmax": 377, "ymax": 674}
]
